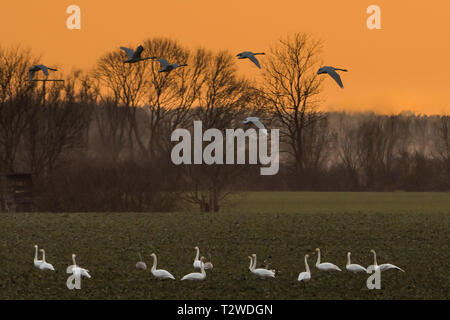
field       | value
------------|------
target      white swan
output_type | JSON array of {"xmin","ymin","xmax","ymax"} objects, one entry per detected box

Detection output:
[
  {"xmin": 67, "ymin": 254, "xmax": 91, "ymax": 279},
  {"xmin": 243, "ymin": 117, "xmax": 266, "ymax": 130},
  {"xmin": 315, "ymin": 248, "xmax": 342, "ymax": 272},
  {"xmin": 39, "ymin": 249, "xmax": 55, "ymax": 271},
  {"xmin": 317, "ymin": 66, "xmax": 348, "ymax": 88},
  {"xmin": 156, "ymin": 58, "xmax": 188, "ymax": 73},
  {"xmin": 34, "ymin": 245, "xmax": 43, "ymax": 268},
  {"xmin": 181, "ymin": 257, "xmax": 206, "ymax": 281},
  {"xmin": 298, "ymin": 254, "xmax": 311, "ymax": 283},
  {"xmin": 28, "ymin": 65, "xmax": 58, "ymax": 81},
  {"xmin": 120, "ymin": 45, "xmax": 156, "ymax": 64},
  {"xmin": 346, "ymin": 252, "xmax": 368, "ymax": 273},
  {"xmin": 369, "ymin": 249, "xmax": 405, "ymax": 272},
  {"xmin": 136, "ymin": 253, "xmax": 147, "ymax": 270},
  {"xmin": 193, "ymin": 246, "xmax": 204, "ymax": 269},
  {"xmin": 249, "ymin": 254, "xmax": 276, "ymax": 278},
  {"xmin": 237, "ymin": 51, "xmax": 265, "ymax": 69},
  {"xmin": 150, "ymin": 253, "xmax": 175, "ymax": 280}
]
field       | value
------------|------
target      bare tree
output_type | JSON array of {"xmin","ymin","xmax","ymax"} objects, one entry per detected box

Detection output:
[{"xmin": 260, "ymin": 33, "xmax": 325, "ymax": 186}]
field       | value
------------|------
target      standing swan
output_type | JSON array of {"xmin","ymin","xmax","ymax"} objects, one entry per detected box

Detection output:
[
  {"xmin": 249, "ymin": 254, "xmax": 276, "ymax": 278},
  {"xmin": 193, "ymin": 247, "xmax": 203, "ymax": 269},
  {"xmin": 315, "ymin": 248, "xmax": 342, "ymax": 272},
  {"xmin": 346, "ymin": 252, "xmax": 368, "ymax": 273},
  {"xmin": 34, "ymin": 245, "xmax": 43, "ymax": 268},
  {"xmin": 298, "ymin": 254, "xmax": 311, "ymax": 283},
  {"xmin": 369, "ymin": 249, "xmax": 405, "ymax": 272},
  {"xmin": 181, "ymin": 257, "xmax": 206, "ymax": 281},
  {"xmin": 39, "ymin": 249, "xmax": 55, "ymax": 271},
  {"xmin": 150, "ymin": 253, "xmax": 175, "ymax": 280},
  {"xmin": 67, "ymin": 254, "xmax": 91, "ymax": 279}
]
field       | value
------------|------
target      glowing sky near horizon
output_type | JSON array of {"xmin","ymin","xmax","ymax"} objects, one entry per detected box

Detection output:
[{"xmin": 1, "ymin": 0, "xmax": 449, "ymax": 114}]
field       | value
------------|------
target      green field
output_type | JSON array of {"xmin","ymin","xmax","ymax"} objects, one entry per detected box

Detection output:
[{"xmin": 0, "ymin": 192, "xmax": 449, "ymax": 300}]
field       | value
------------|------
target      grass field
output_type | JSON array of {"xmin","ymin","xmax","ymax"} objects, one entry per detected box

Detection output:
[{"xmin": 0, "ymin": 192, "xmax": 449, "ymax": 300}]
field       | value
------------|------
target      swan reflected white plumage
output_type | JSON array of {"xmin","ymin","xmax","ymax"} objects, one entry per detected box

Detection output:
[
  {"xmin": 67, "ymin": 254, "xmax": 91, "ymax": 279},
  {"xmin": 298, "ymin": 254, "xmax": 311, "ymax": 283},
  {"xmin": 315, "ymin": 248, "xmax": 342, "ymax": 272},
  {"xmin": 34, "ymin": 245, "xmax": 43, "ymax": 268},
  {"xmin": 249, "ymin": 254, "xmax": 276, "ymax": 278},
  {"xmin": 181, "ymin": 257, "xmax": 206, "ymax": 281},
  {"xmin": 39, "ymin": 249, "xmax": 55, "ymax": 271},
  {"xmin": 346, "ymin": 252, "xmax": 368, "ymax": 273},
  {"xmin": 150, "ymin": 253, "xmax": 175, "ymax": 280},
  {"xmin": 369, "ymin": 249, "xmax": 405, "ymax": 272}
]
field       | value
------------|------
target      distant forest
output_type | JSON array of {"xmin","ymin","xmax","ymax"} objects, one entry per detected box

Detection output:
[{"xmin": 1, "ymin": 34, "xmax": 449, "ymax": 212}]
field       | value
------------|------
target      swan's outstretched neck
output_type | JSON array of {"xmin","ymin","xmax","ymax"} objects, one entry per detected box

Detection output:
[
  {"xmin": 151, "ymin": 254, "xmax": 157, "ymax": 272},
  {"xmin": 316, "ymin": 249, "xmax": 321, "ymax": 266},
  {"xmin": 41, "ymin": 249, "xmax": 46, "ymax": 262},
  {"xmin": 195, "ymin": 247, "xmax": 200, "ymax": 261},
  {"xmin": 305, "ymin": 255, "xmax": 310, "ymax": 273},
  {"xmin": 72, "ymin": 254, "xmax": 77, "ymax": 266},
  {"xmin": 371, "ymin": 250, "xmax": 378, "ymax": 266},
  {"xmin": 347, "ymin": 252, "xmax": 351, "ymax": 266},
  {"xmin": 34, "ymin": 245, "xmax": 38, "ymax": 260}
]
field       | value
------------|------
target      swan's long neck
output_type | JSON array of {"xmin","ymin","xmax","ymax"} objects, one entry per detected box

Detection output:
[
  {"xmin": 305, "ymin": 256, "xmax": 310, "ymax": 273},
  {"xmin": 253, "ymin": 255, "xmax": 257, "ymax": 268},
  {"xmin": 41, "ymin": 250, "xmax": 46, "ymax": 262},
  {"xmin": 347, "ymin": 253, "xmax": 351, "ymax": 266},
  {"xmin": 201, "ymin": 262, "xmax": 205, "ymax": 276},
  {"xmin": 152, "ymin": 255, "xmax": 157, "ymax": 272},
  {"xmin": 34, "ymin": 246, "xmax": 38, "ymax": 260},
  {"xmin": 195, "ymin": 248, "xmax": 200, "ymax": 261},
  {"xmin": 372, "ymin": 251, "xmax": 378, "ymax": 266},
  {"xmin": 72, "ymin": 255, "xmax": 77, "ymax": 266},
  {"xmin": 316, "ymin": 250, "xmax": 321, "ymax": 266},
  {"xmin": 248, "ymin": 257, "xmax": 253, "ymax": 271}
]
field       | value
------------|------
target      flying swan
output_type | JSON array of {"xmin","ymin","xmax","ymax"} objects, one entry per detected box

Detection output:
[
  {"xmin": 28, "ymin": 65, "xmax": 58, "ymax": 81},
  {"xmin": 237, "ymin": 51, "xmax": 265, "ymax": 69},
  {"xmin": 120, "ymin": 45, "xmax": 156, "ymax": 64},
  {"xmin": 156, "ymin": 58, "xmax": 188, "ymax": 73},
  {"xmin": 317, "ymin": 66, "xmax": 348, "ymax": 88}
]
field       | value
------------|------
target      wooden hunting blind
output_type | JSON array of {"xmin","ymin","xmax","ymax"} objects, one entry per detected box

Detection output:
[{"xmin": 5, "ymin": 173, "xmax": 33, "ymax": 212}]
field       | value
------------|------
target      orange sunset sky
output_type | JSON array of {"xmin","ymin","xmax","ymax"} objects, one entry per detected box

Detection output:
[{"xmin": 1, "ymin": 0, "xmax": 450, "ymax": 114}]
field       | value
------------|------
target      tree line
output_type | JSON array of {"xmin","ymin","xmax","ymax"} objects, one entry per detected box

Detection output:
[{"xmin": 0, "ymin": 34, "xmax": 448, "ymax": 212}]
